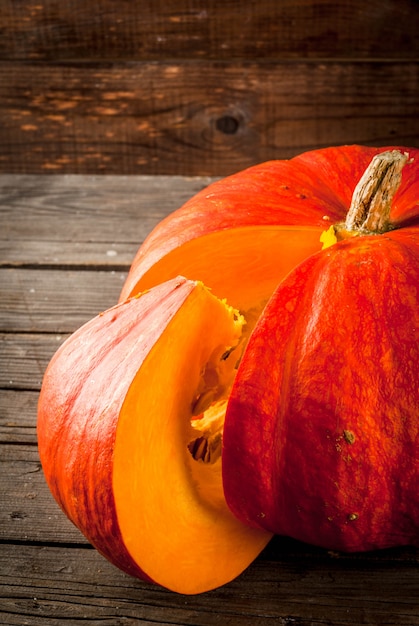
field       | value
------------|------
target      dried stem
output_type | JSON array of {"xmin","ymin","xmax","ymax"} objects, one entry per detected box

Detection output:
[{"xmin": 345, "ymin": 150, "xmax": 410, "ymax": 234}]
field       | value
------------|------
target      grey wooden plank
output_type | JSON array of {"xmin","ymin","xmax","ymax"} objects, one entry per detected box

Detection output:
[
  {"xmin": 2, "ymin": 440, "xmax": 419, "ymax": 621},
  {"xmin": 1, "ymin": 168, "xmax": 418, "ymax": 626},
  {"xmin": 0, "ymin": 174, "xmax": 215, "ymax": 266},
  {"xmin": 0, "ymin": 240, "xmax": 138, "ymax": 268},
  {"xmin": 0, "ymin": 268, "xmax": 126, "ymax": 333},
  {"xmin": 0, "ymin": 333, "xmax": 67, "ymax": 390},
  {"xmin": 0, "ymin": 444, "xmax": 85, "ymax": 545},
  {"xmin": 0, "ymin": 390, "xmax": 38, "ymax": 444},
  {"xmin": 0, "ymin": 541, "xmax": 418, "ymax": 625}
]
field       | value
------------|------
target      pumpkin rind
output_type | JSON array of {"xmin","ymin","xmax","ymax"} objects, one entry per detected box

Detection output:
[{"xmin": 223, "ymin": 229, "xmax": 419, "ymax": 551}]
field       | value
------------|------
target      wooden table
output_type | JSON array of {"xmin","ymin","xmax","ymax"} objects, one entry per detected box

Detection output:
[{"xmin": 1, "ymin": 174, "xmax": 418, "ymax": 625}]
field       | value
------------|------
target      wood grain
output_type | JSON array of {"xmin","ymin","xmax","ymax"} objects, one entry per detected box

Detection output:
[
  {"xmin": 0, "ymin": 269, "xmax": 127, "ymax": 332},
  {"xmin": 1, "ymin": 443, "xmax": 86, "ymax": 544},
  {"xmin": 0, "ymin": 390, "xmax": 38, "ymax": 443},
  {"xmin": 1, "ymin": 60, "xmax": 418, "ymax": 175},
  {"xmin": 0, "ymin": 333, "xmax": 67, "ymax": 390},
  {"xmin": 0, "ymin": 541, "xmax": 418, "ymax": 625},
  {"xmin": 1, "ymin": 0, "xmax": 417, "ymax": 61},
  {"xmin": 0, "ymin": 174, "xmax": 215, "ymax": 266}
]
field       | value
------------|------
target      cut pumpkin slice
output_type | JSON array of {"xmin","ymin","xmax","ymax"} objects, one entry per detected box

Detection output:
[
  {"xmin": 120, "ymin": 226, "xmax": 324, "ymax": 316},
  {"xmin": 37, "ymin": 276, "xmax": 272, "ymax": 595}
]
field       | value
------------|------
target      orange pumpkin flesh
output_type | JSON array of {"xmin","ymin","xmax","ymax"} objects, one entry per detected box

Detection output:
[
  {"xmin": 119, "ymin": 146, "xmax": 410, "ymax": 313},
  {"xmin": 37, "ymin": 277, "xmax": 271, "ymax": 595},
  {"xmin": 118, "ymin": 147, "xmax": 357, "ymax": 320},
  {"xmin": 120, "ymin": 226, "xmax": 323, "ymax": 316}
]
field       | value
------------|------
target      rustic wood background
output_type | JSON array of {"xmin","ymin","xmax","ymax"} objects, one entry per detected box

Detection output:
[{"xmin": 1, "ymin": 0, "xmax": 418, "ymax": 176}]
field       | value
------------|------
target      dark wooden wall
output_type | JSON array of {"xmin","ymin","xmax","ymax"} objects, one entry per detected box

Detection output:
[{"xmin": 1, "ymin": 0, "xmax": 418, "ymax": 176}]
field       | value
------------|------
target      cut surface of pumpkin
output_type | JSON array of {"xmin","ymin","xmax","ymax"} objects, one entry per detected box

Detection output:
[
  {"xmin": 120, "ymin": 225, "xmax": 324, "ymax": 314},
  {"xmin": 112, "ymin": 279, "xmax": 271, "ymax": 594}
]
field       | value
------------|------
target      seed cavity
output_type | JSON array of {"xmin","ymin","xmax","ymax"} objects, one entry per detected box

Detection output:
[
  {"xmin": 188, "ymin": 432, "xmax": 222, "ymax": 464},
  {"xmin": 188, "ymin": 401, "xmax": 225, "ymax": 464},
  {"xmin": 191, "ymin": 389, "xmax": 217, "ymax": 416},
  {"xmin": 188, "ymin": 340, "xmax": 243, "ymax": 464}
]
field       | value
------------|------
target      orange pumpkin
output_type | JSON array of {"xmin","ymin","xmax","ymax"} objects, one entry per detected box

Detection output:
[{"xmin": 38, "ymin": 145, "xmax": 419, "ymax": 594}]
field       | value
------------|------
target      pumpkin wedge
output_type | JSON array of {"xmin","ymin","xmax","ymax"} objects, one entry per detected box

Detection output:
[{"xmin": 37, "ymin": 277, "xmax": 271, "ymax": 595}]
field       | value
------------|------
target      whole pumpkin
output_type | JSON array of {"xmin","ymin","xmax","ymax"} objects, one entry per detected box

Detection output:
[{"xmin": 38, "ymin": 145, "xmax": 419, "ymax": 594}]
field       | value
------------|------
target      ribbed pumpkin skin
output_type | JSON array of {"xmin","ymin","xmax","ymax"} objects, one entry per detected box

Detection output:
[
  {"xmin": 223, "ymin": 226, "xmax": 419, "ymax": 552},
  {"xmin": 119, "ymin": 145, "xmax": 419, "ymax": 307},
  {"xmin": 37, "ymin": 279, "xmax": 195, "ymax": 583}
]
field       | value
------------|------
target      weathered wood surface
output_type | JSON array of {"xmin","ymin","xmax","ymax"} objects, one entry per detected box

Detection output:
[
  {"xmin": 1, "ymin": 0, "xmax": 418, "ymax": 176},
  {"xmin": 1, "ymin": 0, "xmax": 417, "ymax": 61},
  {"xmin": 1, "ymin": 174, "xmax": 419, "ymax": 625},
  {"xmin": 1, "ymin": 541, "xmax": 418, "ymax": 626},
  {"xmin": 2, "ymin": 60, "xmax": 418, "ymax": 176}
]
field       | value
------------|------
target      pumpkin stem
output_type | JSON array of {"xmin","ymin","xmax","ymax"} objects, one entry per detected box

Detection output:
[{"xmin": 345, "ymin": 150, "xmax": 410, "ymax": 234}]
